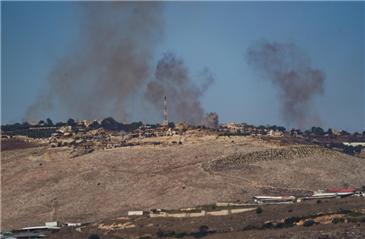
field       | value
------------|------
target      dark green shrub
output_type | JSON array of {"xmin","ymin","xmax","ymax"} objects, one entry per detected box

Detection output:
[
  {"xmin": 262, "ymin": 222, "xmax": 273, "ymax": 229},
  {"xmin": 332, "ymin": 217, "xmax": 345, "ymax": 224},
  {"xmin": 156, "ymin": 229, "xmax": 164, "ymax": 238},
  {"xmin": 198, "ymin": 225, "xmax": 209, "ymax": 232},
  {"xmin": 284, "ymin": 216, "xmax": 300, "ymax": 226},
  {"xmin": 191, "ymin": 225, "xmax": 209, "ymax": 238},
  {"xmin": 174, "ymin": 232, "xmax": 188, "ymax": 238},
  {"xmin": 303, "ymin": 220, "xmax": 316, "ymax": 227},
  {"xmin": 88, "ymin": 234, "xmax": 100, "ymax": 239},
  {"xmin": 275, "ymin": 222, "xmax": 285, "ymax": 228},
  {"xmin": 156, "ymin": 229, "xmax": 175, "ymax": 238},
  {"xmin": 339, "ymin": 208, "xmax": 352, "ymax": 214},
  {"xmin": 256, "ymin": 207, "xmax": 263, "ymax": 214}
]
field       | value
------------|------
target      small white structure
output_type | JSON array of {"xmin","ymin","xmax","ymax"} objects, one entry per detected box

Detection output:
[
  {"xmin": 343, "ymin": 142, "xmax": 365, "ymax": 147},
  {"xmin": 128, "ymin": 211, "xmax": 144, "ymax": 216},
  {"xmin": 268, "ymin": 130, "xmax": 284, "ymax": 137},
  {"xmin": 45, "ymin": 221, "xmax": 59, "ymax": 227},
  {"xmin": 312, "ymin": 192, "xmax": 338, "ymax": 198},
  {"xmin": 253, "ymin": 196, "xmax": 296, "ymax": 204},
  {"xmin": 65, "ymin": 222, "xmax": 82, "ymax": 227}
]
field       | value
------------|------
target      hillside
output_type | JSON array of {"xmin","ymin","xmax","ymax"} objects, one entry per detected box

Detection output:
[{"xmin": 2, "ymin": 134, "xmax": 365, "ymax": 229}]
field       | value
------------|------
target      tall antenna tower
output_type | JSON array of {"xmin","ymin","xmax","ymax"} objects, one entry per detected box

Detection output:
[{"xmin": 163, "ymin": 96, "xmax": 168, "ymax": 126}]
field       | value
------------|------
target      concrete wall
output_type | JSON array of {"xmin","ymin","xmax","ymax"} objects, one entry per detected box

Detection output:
[{"xmin": 149, "ymin": 207, "xmax": 256, "ymax": 218}]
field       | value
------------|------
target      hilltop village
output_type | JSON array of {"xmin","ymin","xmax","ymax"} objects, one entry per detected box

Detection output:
[{"xmin": 2, "ymin": 117, "xmax": 365, "ymax": 158}]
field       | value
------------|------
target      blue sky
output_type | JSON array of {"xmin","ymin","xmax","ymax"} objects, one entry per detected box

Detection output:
[{"xmin": 2, "ymin": 1, "xmax": 364, "ymax": 131}]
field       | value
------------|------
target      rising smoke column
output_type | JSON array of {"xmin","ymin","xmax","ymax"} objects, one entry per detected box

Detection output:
[
  {"xmin": 203, "ymin": 112, "xmax": 219, "ymax": 129},
  {"xmin": 246, "ymin": 41, "xmax": 325, "ymax": 128},
  {"xmin": 26, "ymin": 2, "xmax": 163, "ymax": 122},
  {"xmin": 145, "ymin": 53, "xmax": 215, "ymax": 125}
]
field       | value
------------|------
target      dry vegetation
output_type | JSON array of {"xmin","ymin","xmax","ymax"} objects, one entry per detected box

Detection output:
[
  {"xmin": 1, "ymin": 137, "xmax": 44, "ymax": 151},
  {"xmin": 1, "ymin": 133, "xmax": 365, "ymax": 232}
]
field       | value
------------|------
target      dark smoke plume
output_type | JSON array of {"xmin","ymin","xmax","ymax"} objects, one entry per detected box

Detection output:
[
  {"xmin": 246, "ymin": 41, "xmax": 325, "ymax": 128},
  {"xmin": 203, "ymin": 112, "xmax": 219, "ymax": 129},
  {"xmin": 26, "ymin": 2, "xmax": 163, "ymax": 122},
  {"xmin": 145, "ymin": 53, "xmax": 215, "ymax": 125}
]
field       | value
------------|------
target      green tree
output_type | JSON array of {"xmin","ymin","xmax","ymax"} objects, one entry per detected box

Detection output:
[
  {"xmin": 46, "ymin": 118, "xmax": 54, "ymax": 126},
  {"xmin": 67, "ymin": 118, "xmax": 76, "ymax": 126},
  {"xmin": 311, "ymin": 127, "xmax": 324, "ymax": 135}
]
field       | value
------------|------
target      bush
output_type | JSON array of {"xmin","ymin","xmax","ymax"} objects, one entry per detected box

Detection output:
[
  {"xmin": 275, "ymin": 222, "xmax": 285, "ymax": 228},
  {"xmin": 261, "ymin": 222, "xmax": 273, "ymax": 229},
  {"xmin": 332, "ymin": 217, "xmax": 345, "ymax": 224},
  {"xmin": 338, "ymin": 208, "xmax": 352, "ymax": 214},
  {"xmin": 284, "ymin": 216, "xmax": 300, "ymax": 226},
  {"xmin": 198, "ymin": 225, "xmax": 209, "ymax": 232},
  {"xmin": 157, "ymin": 229, "xmax": 175, "ymax": 238},
  {"xmin": 88, "ymin": 234, "xmax": 100, "ymax": 239},
  {"xmin": 192, "ymin": 225, "xmax": 209, "ymax": 238},
  {"xmin": 156, "ymin": 229, "xmax": 164, "ymax": 238},
  {"xmin": 303, "ymin": 220, "xmax": 316, "ymax": 227},
  {"xmin": 174, "ymin": 232, "xmax": 188, "ymax": 238},
  {"xmin": 256, "ymin": 207, "xmax": 263, "ymax": 214},
  {"xmin": 67, "ymin": 118, "xmax": 76, "ymax": 126}
]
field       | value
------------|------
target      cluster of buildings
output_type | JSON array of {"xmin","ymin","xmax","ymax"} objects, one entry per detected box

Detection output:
[
  {"xmin": 0, "ymin": 221, "xmax": 81, "ymax": 239},
  {"xmin": 122, "ymin": 187, "xmax": 365, "ymax": 220},
  {"xmin": 219, "ymin": 123, "xmax": 285, "ymax": 137},
  {"xmin": 253, "ymin": 187, "xmax": 364, "ymax": 204},
  {"xmin": 2, "ymin": 186, "xmax": 364, "ymax": 238}
]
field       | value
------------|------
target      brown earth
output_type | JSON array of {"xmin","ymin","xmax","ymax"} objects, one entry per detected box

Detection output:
[
  {"xmin": 1, "ymin": 137, "xmax": 41, "ymax": 151},
  {"xmin": 1, "ymin": 135, "xmax": 365, "ymax": 230},
  {"xmin": 48, "ymin": 197, "xmax": 365, "ymax": 239}
]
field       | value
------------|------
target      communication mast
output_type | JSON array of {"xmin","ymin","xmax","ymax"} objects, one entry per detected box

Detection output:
[{"xmin": 163, "ymin": 96, "xmax": 168, "ymax": 126}]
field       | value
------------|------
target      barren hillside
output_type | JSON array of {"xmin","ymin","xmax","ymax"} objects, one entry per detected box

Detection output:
[{"xmin": 2, "ymin": 135, "xmax": 364, "ymax": 229}]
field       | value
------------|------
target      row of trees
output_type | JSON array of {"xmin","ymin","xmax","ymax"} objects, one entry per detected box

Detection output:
[
  {"xmin": 1, "ymin": 117, "xmax": 146, "ymax": 133},
  {"xmin": 2, "ymin": 118, "xmax": 365, "ymax": 136},
  {"xmin": 294, "ymin": 127, "xmax": 365, "ymax": 137}
]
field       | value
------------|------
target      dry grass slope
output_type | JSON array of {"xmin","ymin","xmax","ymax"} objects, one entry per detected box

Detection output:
[
  {"xmin": 2, "ymin": 135, "xmax": 365, "ymax": 230},
  {"xmin": 206, "ymin": 146, "xmax": 335, "ymax": 171}
]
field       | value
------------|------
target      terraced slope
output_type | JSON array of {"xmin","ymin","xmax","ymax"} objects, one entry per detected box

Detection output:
[
  {"xmin": 205, "ymin": 145, "xmax": 365, "ymax": 191},
  {"xmin": 206, "ymin": 146, "xmax": 334, "ymax": 171}
]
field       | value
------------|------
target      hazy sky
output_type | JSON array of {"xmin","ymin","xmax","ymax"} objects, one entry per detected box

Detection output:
[{"xmin": 2, "ymin": 1, "xmax": 364, "ymax": 131}]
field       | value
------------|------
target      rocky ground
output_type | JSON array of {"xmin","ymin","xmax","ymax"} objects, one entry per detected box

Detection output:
[
  {"xmin": 2, "ymin": 133, "xmax": 365, "ymax": 233},
  {"xmin": 48, "ymin": 197, "xmax": 365, "ymax": 239}
]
